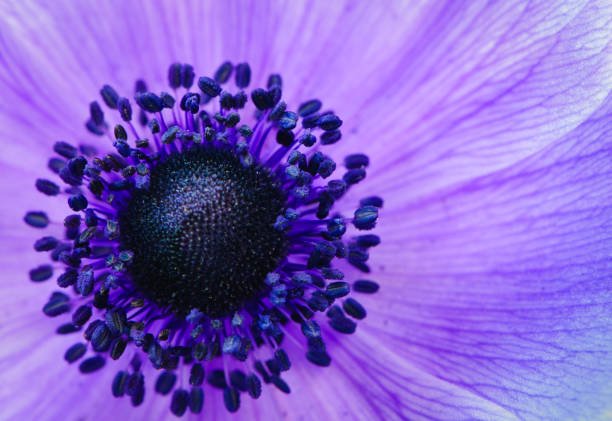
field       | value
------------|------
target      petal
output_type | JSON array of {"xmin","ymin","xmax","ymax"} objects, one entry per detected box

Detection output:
[
  {"xmin": 362, "ymin": 94, "xmax": 612, "ymax": 419},
  {"xmin": 331, "ymin": 0, "xmax": 612, "ymax": 198},
  {"xmin": 1, "ymin": 1, "xmax": 611, "ymax": 420}
]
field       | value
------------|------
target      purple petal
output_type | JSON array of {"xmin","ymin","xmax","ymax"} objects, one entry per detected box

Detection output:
[
  {"xmin": 0, "ymin": 0, "xmax": 611, "ymax": 420},
  {"xmin": 362, "ymin": 94, "xmax": 612, "ymax": 419}
]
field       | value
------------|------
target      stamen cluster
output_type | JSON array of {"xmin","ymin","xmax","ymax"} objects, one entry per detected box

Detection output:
[{"xmin": 26, "ymin": 61, "xmax": 382, "ymax": 415}]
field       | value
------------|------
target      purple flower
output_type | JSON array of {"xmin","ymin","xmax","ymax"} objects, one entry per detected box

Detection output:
[{"xmin": 1, "ymin": 1, "xmax": 611, "ymax": 420}]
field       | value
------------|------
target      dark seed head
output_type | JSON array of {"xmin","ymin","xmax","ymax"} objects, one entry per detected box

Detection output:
[
  {"xmin": 68, "ymin": 194, "xmax": 88, "ymax": 212},
  {"xmin": 119, "ymin": 147, "xmax": 288, "ymax": 317},
  {"xmin": 318, "ymin": 114, "xmax": 342, "ymax": 131},
  {"xmin": 34, "ymin": 236, "xmax": 58, "ymax": 252},
  {"xmin": 353, "ymin": 206, "xmax": 378, "ymax": 230}
]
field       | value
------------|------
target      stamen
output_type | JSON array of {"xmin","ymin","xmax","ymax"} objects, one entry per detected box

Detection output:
[
  {"xmin": 235, "ymin": 63, "xmax": 251, "ymax": 89},
  {"xmin": 170, "ymin": 389, "xmax": 189, "ymax": 416},
  {"xmin": 100, "ymin": 85, "xmax": 119, "ymax": 109},
  {"xmin": 197, "ymin": 77, "xmax": 221, "ymax": 97},
  {"xmin": 214, "ymin": 61, "xmax": 233, "ymax": 84},
  {"xmin": 353, "ymin": 280, "xmax": 380, "ymax": 294},
  {"xmin": 189, "ymin": 388, "xmax": 204, "ymax": 414},
  {"xmin": 29, "ymin": 265, "xmax": 53, "ymax": 282},
  {"xmin": 24, "ymin": 211, "xmax": 49, "ymax": 228},
  {"xmin": 79, "ymin": 356, "xmax": 106, "ymax": 373}
]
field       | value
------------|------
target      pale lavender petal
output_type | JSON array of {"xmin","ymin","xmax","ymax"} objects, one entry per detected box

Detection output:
[{"xmin": 332, "ymin": 0, "xmax": 612, "ymax": 198}]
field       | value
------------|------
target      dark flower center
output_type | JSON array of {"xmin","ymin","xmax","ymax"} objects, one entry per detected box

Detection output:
[{"xmin": 119, "ymin": 147, "xmax": 288, "ymax": 317}]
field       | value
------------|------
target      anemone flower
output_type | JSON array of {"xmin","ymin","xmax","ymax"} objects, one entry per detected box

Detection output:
[{"xmin": 1, "ymin": 1, "xmax": 611, "ymax": 420}]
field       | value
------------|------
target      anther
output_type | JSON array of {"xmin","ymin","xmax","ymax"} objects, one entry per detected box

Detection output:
[
  {"xmin": 353, "ymin": 206, "xmax": 379, "ymax": 230},
  {"xmin": 168, "ymin": 63, "xmax": 182, "ymax": 89},
  {"xmin": 360, "ymin": 196, "xmax": 383, "ymax": 208},
  {"xmin": 267, "ymin": 74, "xmax": 282, "ymax": 88},
  {"xmin": 235, "ymin": 63, "xmax": 251, "ymax": 89},
  {"xmin": 118, "ymin": 98, "xmax": 132, "ymax": 122},
  {"xmin": 189, "ymin": 388, "xmax": 204, "ymax": 414},
  {"xmin": 298, "ymin": 99, "xmax": 322, "ymax": 117},
  {"xmin": 29, "ymin": 265, "xmax": 53, "ymax": 282},
  {"xmin": 34, "ymin": 236, "xmax": 58, "ymax": 252},
  {"xmin": 181, "ymin": 64, "xmax": 195, "ymax": 89},
  {"xmin": 214, "ymin": 61, "xmax": 233, "ymax": 84},
  {"xmin": 343, "ymin": 168, "xmax": 366, "ymax": 185},
  {"xmin": 345, "ymin": 154, "xmax": 369, "ymax": 169},
  {"xmin": 223, "ymin": 387, "xmax": 240, "ymax": 412},
  {"xmin": 197, "ymin": 77, "xmax": 221, "ymax": 97},
  {"xmin": 79, "ymin": 356, "xmax": 106, "ymax": 374},
  {"xmin": 318, "ymin": 114, "xmax": 342, "ymax": 131},
  {"xmin": 112, "ymin": 371, "xmax": 129, "ymax": 397},
  {"xmin": 353, "ymin": 280, "xmax": 379, "ymax": 293},
  {"xmin": 155, "ymin": 371, "xmax": 177, "ymax": 395},
  {"xmin": 68, "ymin": 194, "xmax": 88, "ymax": 211},
  {"xmin": 321, "ymin": 130, "xmax": 342, "ymax": 145},
  {"xmin": 24, "ymin": 211, "xmax": 50, "ymax": 228},
  {"xmin": 188, "ymin": 363, "xmax": 204, "ymax": 386},
  {"xmin": 160, "ymin": 92, "xmax": 175, "ymax": 109},
  {"xmin": 64, "ymin": 343, "xmax": 87, "ymax": 363},
  {"xmin": 90, "ymin": 101, "xmax": 104, "ymax": 126},
  {"xmin": 72, "ymin": 305, "xmax": 92, "ymax": 327},
  {"xmin": 343, "ymin": 298, "xmax": 366, "ymax": 320},
  {"xmin": 100, "ymin": 85, "xmax": 119, "ymax": 109},
  {"xmin": 36, "ymin": 179, "xmax": 60, "ymax": 196},
  {"xmin": 135, "ymin": 92, "xmax": 163, "ymax": 113}
]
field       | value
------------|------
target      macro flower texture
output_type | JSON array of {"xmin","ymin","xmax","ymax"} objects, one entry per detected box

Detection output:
[{"xmin": 0, "ymin": 0, "xmax": 611, "ymax": 420}]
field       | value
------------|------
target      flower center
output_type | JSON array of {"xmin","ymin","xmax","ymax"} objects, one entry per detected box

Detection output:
[
  {"xmin": 26, "ymin": 60, "xmax": 382, "ymax": 416},
  {"xmin": 119, "ymin": 147, "xmax": 288, "ymax": 317}
]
